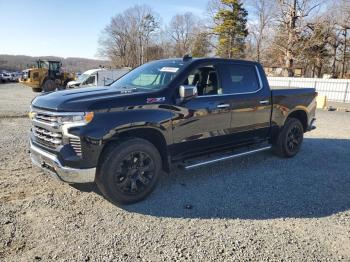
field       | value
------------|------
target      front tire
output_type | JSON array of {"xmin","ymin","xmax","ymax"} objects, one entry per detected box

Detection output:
[
  {"xmin": 96, "ymin": 138, "xmax": 162, "ymax": 205},
  {"xmin": 42, "ymin": 79, "xmax": 57, "ymax": 92},
  {"xmin": 32, "ymin": 87, "xmax": 42, "ymax": 92},
  {"xmin": 272, "ymin": 117, "xmax": 304, "ymax": 158}
]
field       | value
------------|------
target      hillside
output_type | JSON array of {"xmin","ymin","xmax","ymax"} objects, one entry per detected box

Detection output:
[{"xmin": 0, "ymin": 54, "xmax": 112, "ymax": 72}]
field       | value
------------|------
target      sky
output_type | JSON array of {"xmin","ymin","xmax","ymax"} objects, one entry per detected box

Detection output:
[{"xmin": 0, "ymin": 0, "xmax": 208, "ymax": 59}]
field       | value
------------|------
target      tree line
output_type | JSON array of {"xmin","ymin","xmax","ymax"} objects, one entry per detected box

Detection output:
[
  {"xmin": 0, "ymin": 55, "xmax": 111, "ymax": 72},
  {"xmin": 98, "ymin": 0, "xmax": 350, "ymax": 78}
]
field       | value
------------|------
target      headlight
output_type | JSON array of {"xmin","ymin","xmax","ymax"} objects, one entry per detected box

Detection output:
[
  {"xmin": 28, "ymin": 111, "xmax": 36, "ymax": 120},
  {"xmin": 28, "ymin": 105, "xmax": 36, "ymax": 120},
  {"xmin": 57, "ymin": 112, "xmax": 94, "ymax": 124}
]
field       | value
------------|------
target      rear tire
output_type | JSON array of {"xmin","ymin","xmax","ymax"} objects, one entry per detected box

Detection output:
[
  {"xmin": 42, "ymin": 79, "xmax": 57, "ymax": 92},
  {"xmin": 272, "ymin": 117, "xmax": 304, "ymax": 158},
  {"xmin": 96, "ymin": 138, "xmax": 162, "ymax": 205},
  {"xmin": 32, "ymin": 87, "xmax": 42, "ymax": 92}
]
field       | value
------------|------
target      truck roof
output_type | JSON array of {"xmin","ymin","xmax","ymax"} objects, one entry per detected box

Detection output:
[
  {"xmin": 152, "ymin": 57, "xmax": 260, "ymax": 66},
  {"xmin": 82, "ymin": 68, "xmax": 103, "ymax": 75},
  {"xmin": 82, "ymin": 68, "xmax": 130, "ymax": 76}
]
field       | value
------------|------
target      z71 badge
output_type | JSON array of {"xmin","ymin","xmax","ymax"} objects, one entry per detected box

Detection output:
[{"xmin": 146, "ymin": 97, "xmax": 165, "ymax": 104}]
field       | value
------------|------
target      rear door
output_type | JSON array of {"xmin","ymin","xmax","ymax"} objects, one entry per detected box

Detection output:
[{"xmin": 218, "ymin": 62, "xmax": 271, "ymax": 142}]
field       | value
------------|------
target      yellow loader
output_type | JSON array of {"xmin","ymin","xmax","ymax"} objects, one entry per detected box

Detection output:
[{"xmin": 19, "ymin": 60, "xmax": 74, "ymax": 92}]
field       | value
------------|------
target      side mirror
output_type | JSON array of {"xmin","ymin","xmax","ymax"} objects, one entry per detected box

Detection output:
[{"xmin": 179, "ymin": 85, "xmax": 197, "ymax": 100}]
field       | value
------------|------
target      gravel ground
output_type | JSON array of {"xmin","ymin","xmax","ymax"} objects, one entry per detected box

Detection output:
[
  {"xmin": 0, "ymin": 83, "xmax": 37, "ymax": 117},
  {"xmin": 0, "ymin": 84, "xmax": 350, "ymax": 261}
]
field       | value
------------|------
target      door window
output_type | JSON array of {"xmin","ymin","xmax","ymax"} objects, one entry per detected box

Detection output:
[
  {"xmin": 221, "ymin": 64, "xmax": 260, "ymax": 94},
  {"xmin": 183, "ymin": 65, "xmax": 220, "ymax": 96},
  {"xmin": 85, "ymin": 75, "xmax": 96, "ymax": 85},
  {"xmin": 49, "ymin": 62, "xmax": 60, "ymax": 71}
]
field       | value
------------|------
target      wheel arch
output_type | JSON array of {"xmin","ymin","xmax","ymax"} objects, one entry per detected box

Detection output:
[
  {"xmin": 286, "ymin": 109, "xmax": 308, "ymax": 132},
  {"xmin": 100, "ymin": 127, "xmax": 170, "ymax": 173}
]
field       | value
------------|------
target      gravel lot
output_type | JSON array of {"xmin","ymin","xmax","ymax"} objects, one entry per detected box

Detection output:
[
  {"xmin": 0, "ymin": 83, "xmax": 37, "ymax": 117},
  {"xmin": 0, "ymin": 83, "xmax": 350, "ymax": 261}
]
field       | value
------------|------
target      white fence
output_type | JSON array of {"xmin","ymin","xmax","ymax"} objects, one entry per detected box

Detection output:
[{"xmin": 267, "ymin": 77, "xmax": 350, "ymax": 103}]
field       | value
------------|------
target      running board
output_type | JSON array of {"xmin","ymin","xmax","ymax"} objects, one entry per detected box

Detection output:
[{"xmin": 182, "ymin": 146, "xmax": 272, "ymax": 170}]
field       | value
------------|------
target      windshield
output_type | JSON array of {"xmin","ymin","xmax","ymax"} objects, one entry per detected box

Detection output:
[
  {"xmin": 37, "ymin": 61, "xmax": 49, "ymax": 69},
  {"xmin": 77, "ymin": 73, "xmax": 90, "ymax": 83},
  {"xmin": 111, "ymin": 60, "xmax": 184, "ymax": 91}
]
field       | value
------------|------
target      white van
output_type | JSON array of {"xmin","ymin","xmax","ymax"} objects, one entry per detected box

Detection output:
[{"xmin": 67, "ymin": 68, "xmax": 130, "ymax": 88}]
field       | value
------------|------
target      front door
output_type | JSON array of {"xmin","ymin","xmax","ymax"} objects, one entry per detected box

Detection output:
[{"xmin": 170, "ymin": 63, "xmax": 234, "ymax": 159}]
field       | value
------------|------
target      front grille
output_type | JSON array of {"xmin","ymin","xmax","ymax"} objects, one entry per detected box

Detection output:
[
  {"xmin": 35, "ymin": 111, "xmax": 59, "ymax": 124},
  {"xmin": 30, "ymin": 109, "xmax": 84, "ymax": 156},
  {"xmin": 31, "ymin": 110, "xmax": 62, "ymax": 149},
  {"xmin": 69, "ymin": 137, "xmax": 82, "ymax": 156},
  {"xmin": 32, "ymin": 126, "xmax": 62, "ymax": 149}
]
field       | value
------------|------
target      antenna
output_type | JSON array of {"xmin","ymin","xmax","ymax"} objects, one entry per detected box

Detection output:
[{"xmin": 183, "ymin": 54, "xmax": 192, "ymax": 62}]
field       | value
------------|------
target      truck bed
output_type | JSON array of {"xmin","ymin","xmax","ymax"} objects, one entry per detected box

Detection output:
[
  {"xmin": 270, "ymin": 85, "xmax": 313, "ymax": 90},
  {"xmin": 271, "ymin": 87, "xmax": 316, "ymax": 96},
  {"xmin": 271, "ymin": 87, "xmax": 317, "ymax": 129}
]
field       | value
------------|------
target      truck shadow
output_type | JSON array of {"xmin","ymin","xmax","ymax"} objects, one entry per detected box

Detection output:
[{"xmin": 121, "ymin": 138, "xmax": 350, "ymax": 220}]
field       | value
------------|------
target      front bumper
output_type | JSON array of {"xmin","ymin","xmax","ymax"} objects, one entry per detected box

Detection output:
[
  {"xmin": 19, "ymin": 79, "xmax": 39, "ymax": 88},
  {"xmin": 30, "ymin": 141, "xmax": 96, "ymax": 183}
]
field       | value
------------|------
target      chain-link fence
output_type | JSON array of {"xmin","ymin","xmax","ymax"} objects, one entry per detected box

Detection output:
[{"xmin": 268, "ymin": 77, "xmax": 350, "ymax": 103}]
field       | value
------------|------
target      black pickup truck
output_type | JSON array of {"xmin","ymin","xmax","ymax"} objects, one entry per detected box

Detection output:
[{"xmin": 29, "ymin": 57, "xmax": 316, "ymax": 204}]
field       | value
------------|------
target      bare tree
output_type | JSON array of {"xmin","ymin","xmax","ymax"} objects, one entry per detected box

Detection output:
[
  {"xmin": 301, "ymin": 18, "xmax": 334, "ymax": 77},
  {"xmin": 274, "ymin": 0, "xmax": 321, "ymax": 76},
  {"xmin": 98, "ymin": 13, "xmax": 128, "ymax": 67},
  {"xmin": 169, "ymin": 12, "xmax": 198, "ymax": 57},
  {"xmin": 335, "ymin": 0, "xmax": 350, "ymax": 78},
  {"xmin": 192, "ymin": 31, "xmax": 212, "ymax": 57},
  {"xmin": 141, "ymin": 14, "xmax": 159, "ymax": 63},
  {"xmin": 98, "ymin": 5, "xmax": 160, "ymax": 67},
  {"xmin": 246, "ymin": 0, "xmax": 276, "ymax": 62}
]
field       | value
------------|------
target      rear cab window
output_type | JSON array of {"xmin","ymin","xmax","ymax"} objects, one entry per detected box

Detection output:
[{"xmin": 220, "ymin": 64, "xmax": 261, "ymax": 94}]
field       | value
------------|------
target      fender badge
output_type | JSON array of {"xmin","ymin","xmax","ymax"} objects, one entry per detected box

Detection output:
[{"xmin": 146, "ymin": 97, "xmax": 165, "ymax": 104}]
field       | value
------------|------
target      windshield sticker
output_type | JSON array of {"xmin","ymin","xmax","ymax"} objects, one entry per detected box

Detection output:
[
  {"xmin": 160, "ymin": 67, "xmax": 179, "ymax": 73},
  {"xmin": 147, "ymin": 97, "xmax": 165, "ymax": 104}
]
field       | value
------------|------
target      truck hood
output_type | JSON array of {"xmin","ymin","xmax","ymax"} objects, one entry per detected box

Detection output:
[
  {"xmin": 31, "ymin": 86, "xmax": 143, "ymax": 112},
  {"xmin": 67, "ymin": 80, "xmax": 80, "ymax": 87}
]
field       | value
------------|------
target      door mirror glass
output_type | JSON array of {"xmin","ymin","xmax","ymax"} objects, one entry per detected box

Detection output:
[{"xmin": 179, "ymin": 85, "xmax": 197, "ymax": 100}]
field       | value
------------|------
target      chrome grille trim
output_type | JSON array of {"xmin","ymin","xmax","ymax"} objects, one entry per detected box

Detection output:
[
  {"xmin": 30, "ymin": 108, "xmax": 86, "ymax": 156},
  {"xmin": 32, "ymin": 119, "xmax": 59, "ymax": 129},
  {"xmin": 32, "ymin": 126, "xmax": 62, "ymax": 148},
  {"xmin": 35, "ymin": 114, "xmax": 58, "ymax": 122},
  {"xmin": 35, "ymin": 111, "xmax": 59, "ymax": 123},
  {"xmin": 69, "ymin": 137, "xmax": 82, "ymax": 156},
  {"xmin": 31, "ymin": 110, "xmax": 62, "ymax": 149},
  {"xmin": 33, "ymin": 109, "xmax": 85, "ymax": 116},
  {"xmin": 33, "ymin": 126, "xmax": 62, "ymax": 138}
]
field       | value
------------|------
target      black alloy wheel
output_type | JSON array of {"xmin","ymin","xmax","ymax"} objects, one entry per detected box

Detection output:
[
  {"xmin": 272, "ymin": 117, "xmax": 304, "ymax": 158},
  {"xmin": 286, "ymin": 124, "xmax": 303, "ymax": 154},
  {"xmin": 96, "ymin": 138, "xmax": 162, "ymax": 205},
  {"xmin": 113, "ymin": 151, "xmax": 155, "ymax": 195}
]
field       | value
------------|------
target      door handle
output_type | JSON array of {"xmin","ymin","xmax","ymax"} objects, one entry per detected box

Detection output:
[
  {"xmin": 259, "ymin": 100, "xmax": 269, "ymax": 105},
  {"xmin": 217, "ymin": 104, "xmax": 230, "ymax": 108}
]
